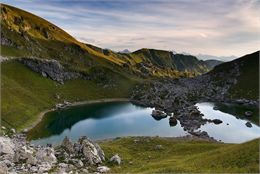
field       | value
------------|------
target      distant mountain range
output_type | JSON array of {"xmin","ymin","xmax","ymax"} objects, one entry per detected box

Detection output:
[{"xmin": 196, "ymin": 54, "xmax": 236, "ymax": 61}]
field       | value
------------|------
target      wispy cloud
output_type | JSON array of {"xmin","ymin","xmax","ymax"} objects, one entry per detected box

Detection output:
[{"xmin": 1, "ymin": 0, "xmax": 260, "ymax": 59}]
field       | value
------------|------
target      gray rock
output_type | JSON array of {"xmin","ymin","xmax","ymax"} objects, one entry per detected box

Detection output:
[
  {"xmin": 212, "ymin": 119, "xmax": 223, "ymax": 124},
  {"xmin": 245, "ymin": 111, "xmax": 253, "ymax": 117},
  {"xmin": 97, "ymin": 166, "xmax": 110, "ymax": 173},
  {"xmin": 94, "ymin": 143, "xmax": 105, "ymax": 161},
  {"xmin": 2, "ymin": 160, "xmax": 11, "ymax": 168},
  {"xmin": 73, "ymin": 159, "xmax": 84, "ymax": 168},
  {"xmin": 0, "ymin": 137, "xmax": 14, "ymax": 155},
  {"xmin": 151, "ymin": 110, "xmax": 167, "ymax": 120},
  {"xmin": 245, "ymin": 122, "xmax": 252, "ymax": 128},
  {"xmin": 35, "ymin": 147, "xmax": 57, "ymax": 164},
  {"xmin": 30, "ymin": 166, "xmax": 38, "ymax": 173},
  {"xmin": 169, "ymin": 117, "xmax": 177, "ymax": 127},
  {"xmin": 41, "ymin": 71, "xmax": 47, "ymax": 77},
  {"xmin": 20, "ymin": 58, "xmax": 81, "ymax": 83},
  {"xmin": 81, "ymin": 169, "xmax": 89, "ymax": 173},
  {"xmin": 0, "ymin": 162, "xmax": 8, "ymax": 174},
  {"xmin": 80, "ymin": 137, "xmax": 103, "ymax": 165},
  {"xmin": 38, "ymin": 162, "xmax": 52, "ymax": 173},
  {"xmin": 55, "ymin": 94, "xmax": 60, "ymax": 100},
  {"xmin": 10, "ymin": 128, "xmax": 16, "ymax": 134},
  {"xmin": 62, "ymin": 136, "xmax": 74, "ymax": 153},
  {"xmin": 22, "ymin": 129, "xmax": 28, "ymax": 133},
  {"xmin": 109, "ymin": 154, "xmax": 121, "ymax": 165},
  {"xmin": 26, "ymin": 154, "xmax": 37, "ymax": 165},
  {"xmin": 155, "ymin": 145, "xmax": 163, "ymax": 150}
]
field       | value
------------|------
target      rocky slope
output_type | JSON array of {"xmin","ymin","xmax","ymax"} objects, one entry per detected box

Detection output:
[
  {"xmin": 131, "ymin": 51, "xmax": 259, "ymax": 135},
  {"xmin": 204, "ymin": 59, "xmax": 223, "ymax": 69}
]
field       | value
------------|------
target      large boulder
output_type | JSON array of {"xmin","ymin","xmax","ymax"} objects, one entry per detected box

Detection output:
[
  {"xmin": 79, "ymin": 137, "xmax": 104, "ymax": 165},
  {"xmin": 0, "ymin": 137, "xmax": 14, "ymax": 155},
  {"xmin": 151, "ymin": 110, "xmax": 167, "ymax": 120}
]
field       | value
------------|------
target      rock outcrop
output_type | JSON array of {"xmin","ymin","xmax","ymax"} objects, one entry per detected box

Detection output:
[
  {"xmin": 0, "ymin": 134, "xmax": 108, "ymax": 173},
  {"xmin": 19, "ymin": 58, "xmax": 82, "ymax": 83}
]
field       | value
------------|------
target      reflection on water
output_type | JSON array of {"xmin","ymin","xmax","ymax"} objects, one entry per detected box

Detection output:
[
  {"xmin": 29, "ymin": 102, "xmax": 187, "ymax": 145},
  {"xmin": 196, "ymin": 102, "xmax": 260, "ymax": 143},
  {"xmin": 28, "ymin": 101, "xmax": 260, "ymax": 146}
]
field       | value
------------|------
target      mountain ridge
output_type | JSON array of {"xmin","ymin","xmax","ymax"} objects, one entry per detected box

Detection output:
[{"xmin": 1, "ymin": 3, "xmax": 220, "ymax": 79}]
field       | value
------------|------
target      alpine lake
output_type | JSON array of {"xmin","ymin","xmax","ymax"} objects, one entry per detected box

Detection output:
[{"xmin": 27, "ymin": 101, "xmax": 260, "ymax": 145}]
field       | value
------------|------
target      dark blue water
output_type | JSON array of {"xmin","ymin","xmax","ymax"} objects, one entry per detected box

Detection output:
[
  {"xmin": 28, "ymin": 101, "xmax": 260, "ymax": 145},
  {"xmin": 29, "ymin": 102, "xmax": 187, "ymax": 145}
]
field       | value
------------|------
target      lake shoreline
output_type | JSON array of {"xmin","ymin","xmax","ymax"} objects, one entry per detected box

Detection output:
[{"xmin": 26, "ymin": 98, "xmax": 130, "ymax": 132}]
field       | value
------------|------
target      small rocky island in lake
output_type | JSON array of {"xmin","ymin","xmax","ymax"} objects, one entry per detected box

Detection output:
[{"xmin": 0, "ymin": 1, "xmax": 259, "ymax": 173}]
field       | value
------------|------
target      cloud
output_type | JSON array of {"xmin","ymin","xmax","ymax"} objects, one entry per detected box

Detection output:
[
  {"xmin": 2, "ymin": 0, "xmax": 260, "ymax": 59},
  {"xmin": 199, "ymin": 33, "xmax": 208, "ymax": 38}
]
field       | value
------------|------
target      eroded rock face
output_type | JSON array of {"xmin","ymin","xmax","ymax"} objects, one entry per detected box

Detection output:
[{"xmin": 19, "ymin": 58, "xmax": 81, "ymax": 83}]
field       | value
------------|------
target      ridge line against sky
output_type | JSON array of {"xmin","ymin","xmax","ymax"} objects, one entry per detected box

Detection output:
[{"xmin": 1, "ymin": 0, "xmax": 260, "ymax": 60}]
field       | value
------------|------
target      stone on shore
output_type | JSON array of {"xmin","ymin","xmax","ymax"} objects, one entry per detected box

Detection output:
[
  {"xmin": 245, "ymin": 111, "xmax": 253, "ymax": 117},
  {"xmin": 169, "ymin": 117, "xmax": 177, "ymax": 127},
  {"xmin": 212, "ymin": 119, "xmax": 223, "ymax": 124},
  {"xmin": 151, "ymin": 110, "xmax": 167, "ymax": 120},
  {"xmin": 245, "ymin": 122, "xmax": 252, "ymax": 128}
]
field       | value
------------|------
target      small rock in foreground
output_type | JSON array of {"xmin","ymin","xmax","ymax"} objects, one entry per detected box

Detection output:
[{"xmin": 109, "ymin": 154, "xmax": 121, "ymax": 165}]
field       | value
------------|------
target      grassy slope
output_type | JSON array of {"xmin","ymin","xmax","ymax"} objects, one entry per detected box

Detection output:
[
  {"xmin": 209, "ymin": 51, "xmax": 259, "ymax": 100},
  {"xmin": 0, "ymin": 3, "xmax": 210, "ymax": 131},
  {"xmin": 1, "ymin": 61, "xmax": 138, "ymax": 130},
  {"xmin": 100, "ymin": 137, "xmax": 259, "ymax": 173},
  {"xmin": 229, "ymin": 51, "xmax": 259, "ymax": 100},
  {"xmin": 1, "ymin": 3, "xmax": 212, "ymax": 78}
]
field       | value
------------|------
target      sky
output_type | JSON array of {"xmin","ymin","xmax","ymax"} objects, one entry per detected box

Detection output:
[{"xmin": 1, "ymin": 0, "xmax": 260, "ymax": 59}]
